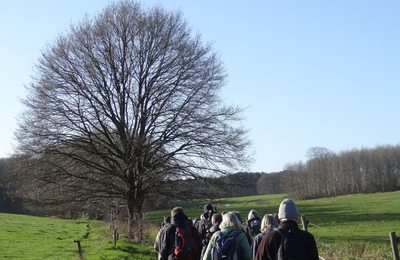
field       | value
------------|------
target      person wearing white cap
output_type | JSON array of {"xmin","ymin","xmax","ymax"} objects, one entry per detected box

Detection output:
[{"xmin": 254, "ymin": 198, "xmax": 319, "ymax": 260}]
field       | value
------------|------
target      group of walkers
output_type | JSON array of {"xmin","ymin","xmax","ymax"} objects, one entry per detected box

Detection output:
[{"xmin": 154, "ymin": 198, "xmax": 319, "ymax": 260}]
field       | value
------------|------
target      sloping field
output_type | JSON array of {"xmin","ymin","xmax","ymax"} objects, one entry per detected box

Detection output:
[
  {"xmin": 2, "ymin": 191, "xmax": 400, "ymax": 259},
  {"xmin": 147, "ymin": 191, "xmax": 400, "ymax": 259}
]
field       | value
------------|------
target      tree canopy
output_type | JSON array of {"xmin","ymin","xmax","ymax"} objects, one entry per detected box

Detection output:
[{"xmin": 13, "ymin": 1, "xmax": 250, "ymax": 240}]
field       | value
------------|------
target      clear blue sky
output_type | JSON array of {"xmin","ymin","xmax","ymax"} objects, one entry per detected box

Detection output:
[{"xmin": 1, "ymin": 1, "xmax": 399, "ymax": 173}]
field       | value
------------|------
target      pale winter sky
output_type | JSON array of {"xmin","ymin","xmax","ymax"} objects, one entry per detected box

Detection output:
[{"xmin": 1, "ymin": 1, "xmax": 399, "ymax": 173}]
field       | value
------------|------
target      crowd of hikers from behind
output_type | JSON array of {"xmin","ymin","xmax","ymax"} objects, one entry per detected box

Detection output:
[{"xmin": 154, "ymin": 198, "xmax": 319, "ymax": 260}]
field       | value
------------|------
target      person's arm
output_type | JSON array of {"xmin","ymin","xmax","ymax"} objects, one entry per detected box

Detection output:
[
  {"xmin": 190, "ymin": 226, "xmax": 202, "ymax": 256},
  {"xmin": 202, "ymin": 232, "xmax": 216, "ymax": 260},
  {"xmin": 244, "ymin": 226, "xmax": 252, "ymax": 245},
  {"xmin": 252, "ymin": 234, "xmax": 261, "ymax": 259},
  {"xmin": 159, "ymin": 226, "xmax": 173, "ymax": 260},
  {"xmin": 237, "ymin": 232, "xmax": 252, "ymax": 260},
  {"xmin": 154, "ymin": 229, "xmax": 161, "ymax": 251},
  {"xmin": 306, "ymin": 233, "xmax": 319, "ymax": 260}
]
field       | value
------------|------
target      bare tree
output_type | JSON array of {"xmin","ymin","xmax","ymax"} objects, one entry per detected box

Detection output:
[
  {"xmin": 14, "ymin": 1, "xmax": 250, "ymax": 241},
  {"xmin": 282, "ymin": 145, "xmax": 400, "ymax": 199}
]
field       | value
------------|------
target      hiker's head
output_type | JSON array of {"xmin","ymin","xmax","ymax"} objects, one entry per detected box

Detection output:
[
  {"xmin": 233, "ymin": 211, "xmax": 243, "ymax": 223},
  {"xmin": 163, "ymin": 216, "xmax": 171, "ymax": 225},
  {"xmin": 261, "ymin": 214, "xmax": 275, "ymax": 232},
  {"xmin": 171, "ymin": 207, "xmax": 185, "ymax": 218},
  {"xmin": 204, "ymin": 203, "xmax": 213, "ymax": 212},
  {"xmin": 202, "ymin": 204, "xmax": 214, "ymax": 221},
  {"xmin": 278, "ymin": 198, "xmax": 298, "ymax": 221},
  {"xmin": 247, "ymin": 209, "xmax": 259, "ymax": 221},
  {"xmin": 219, "ymin": 211, "xmax": 243, "ymax": 231},
  {"xmin": 211, "ymin": 213, "xmax": 222, "ymax": 225}
]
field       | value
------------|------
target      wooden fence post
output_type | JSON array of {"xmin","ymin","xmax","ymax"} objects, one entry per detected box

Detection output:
[
  {"xmin": 390, "ymin": 232, "xmax": 400, "ymax": 260},
  {"xmin": 301, "ymin": 215, "xmax": 309, "ymax": 232},
  {"xmin": 110, "ymin": 206, "xmax": 115, "ymax": 230},
  {"xmin": 112, "ymin": 228, "xmax": 118, "ymax": 246},
  {"xmin": 74, "ymin": 239, "xmax": 83, "ymax": 258}
]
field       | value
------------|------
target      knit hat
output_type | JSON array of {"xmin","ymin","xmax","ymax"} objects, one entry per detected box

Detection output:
[{"xmin": 278, "ymin": 198, "xmax": 298, "ymax": 221}]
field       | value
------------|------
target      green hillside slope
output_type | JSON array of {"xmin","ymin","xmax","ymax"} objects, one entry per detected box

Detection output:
[{"xmin": 147, "ymin": 191, "xmax": 400, "ymax": 259}]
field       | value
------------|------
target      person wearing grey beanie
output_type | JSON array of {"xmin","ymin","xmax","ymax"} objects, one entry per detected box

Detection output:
[
  {"xmin": 254, "ymin": 199, "xmax": 319, "ymax": 260},
  {"xmin": 278, "ymin": 198, "xmax": 298, "ymax": 221}
]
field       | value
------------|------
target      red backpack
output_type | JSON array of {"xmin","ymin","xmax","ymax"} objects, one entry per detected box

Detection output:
[{"xmin": 173, "ymin": 225, "xmax": 199, "ymax": 260}]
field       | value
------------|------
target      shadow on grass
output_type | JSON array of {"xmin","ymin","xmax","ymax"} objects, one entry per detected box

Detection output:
[
  {"xmin": 317, "ymin": 234, "xmax": 390, "ymax": 243},
  {"xmin": 105, "ymin": 242, "xmax": 154, "ymax": 255},
  {"xmin": 298, "ymin": 203, "xmax": 400, "ymax": 223}
]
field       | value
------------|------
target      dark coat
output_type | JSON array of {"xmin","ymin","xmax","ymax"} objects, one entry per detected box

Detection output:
[
  {"xmin": 254, "ymin": 220, "xmax": 319, "ymax": 260},
  {"xmin": 252, "ymin": 228, "xmax": 272, "ymax": 259},
  {"xmin": 159, "ymin": 211, "xmax": 202, "ymax": 260}
]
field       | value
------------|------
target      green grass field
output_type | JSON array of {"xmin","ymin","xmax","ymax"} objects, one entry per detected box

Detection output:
[
  {"xmin": 147, "ymin": 191, "xmax": 400, "ymax": 259},
  {"xmin": 2, "ymin": 191, "xmax": 400, "ymax": 259},
  {"xmin": 0, "ymin": 213, "xmax": 153, "ymax": 259}
]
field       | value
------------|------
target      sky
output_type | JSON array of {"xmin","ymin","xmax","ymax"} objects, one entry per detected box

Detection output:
[{"xmin": 1, "ymin": 1, "xmax": 400, "ymax": 173}]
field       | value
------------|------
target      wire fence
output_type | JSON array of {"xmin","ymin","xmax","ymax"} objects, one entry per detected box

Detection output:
[{"xmin": 304, "ymin": 215, "xmax": 398, "ymax": 260}]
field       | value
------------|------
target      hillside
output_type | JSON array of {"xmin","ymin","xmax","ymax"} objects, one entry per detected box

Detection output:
[
  {"xmin": 1, "ymin": 191, "xmax": 400, "ymax": 259},
  {"xmin": 147, "ymin": 191, "xmax": 400, "ymax": 259}
]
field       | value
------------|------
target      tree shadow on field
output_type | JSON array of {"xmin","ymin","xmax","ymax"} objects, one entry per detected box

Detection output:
[
  {"xmin": 318, "ymin": 235, "xmax": 389, "ymax": 243},
  {"xmin": 298, "ymin": 203, "xmax": 400, "ymax": 223},
  {"xmin": 112, "ymin": 242, "xmax": 152, "ymax": 254}
]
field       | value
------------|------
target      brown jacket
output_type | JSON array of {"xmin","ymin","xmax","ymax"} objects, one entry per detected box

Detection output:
[{"xmin": 254, "ymin": 220, "xmax": 318, "ymax": 260}]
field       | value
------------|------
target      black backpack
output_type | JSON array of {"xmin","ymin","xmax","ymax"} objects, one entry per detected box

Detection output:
[
  {"xmin": 275, "ymin": 228, "xmax": 308, "ymax": 260},
  {"xmin": 212, "ymin": 230, "xmax": 242, "ymax": 260}
]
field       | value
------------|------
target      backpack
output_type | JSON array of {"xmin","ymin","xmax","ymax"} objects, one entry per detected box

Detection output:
[
  {"xmin": 212, "ymin": 230, "xmax": 242, "ymax": 260},
  {"xmin": 275, "ymin": 228, "xmax": 308, "ymax": 260},
  {"xmin": 173, "ymin": 224, "xmax": 199, "ymax": 260}
]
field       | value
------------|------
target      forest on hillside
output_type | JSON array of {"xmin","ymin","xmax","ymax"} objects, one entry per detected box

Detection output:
[{"xmin": 1, "ymin": 144, "xmax": 400, "ymax": 216}]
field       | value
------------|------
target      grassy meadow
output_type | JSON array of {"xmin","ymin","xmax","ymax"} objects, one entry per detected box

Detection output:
[
  {"xmin": 147, "ymin": 191, "xmax": 400, "ymax": 259},
  {"xmin": 1, "ymin": 191, "xmax": 400, "ymax": 259},
  {"xmin": 0, "ymin": 213, "xmax": 153, "ymax": 259}
]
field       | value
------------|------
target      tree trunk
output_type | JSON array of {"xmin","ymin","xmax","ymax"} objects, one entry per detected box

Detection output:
[{"xmin": 127, "ymin": 195, "xmax": 144, "ymax": 242}]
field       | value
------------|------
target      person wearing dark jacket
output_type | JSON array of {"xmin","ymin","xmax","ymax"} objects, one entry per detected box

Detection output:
[
  {"xmin": 159, "ymin": 207, "xmax": 202, "ymax": 260},
  {"xmin": 255, "ymin": 199, "xmax": 319, "ymax": 260},
  {"xmin": 245, "ymin": 209, "xmax": 261, "ymax": 245},
  {"xmin": 196, "ymin": 204, "xmax": 215, "ymax": 257},
  {"xmin": 252, "ymin": 214, "xmax": 275, "ymax": 258},
  {"xmin": 155, "ymin": 216, "xmax": 171, "ymax": 259}
]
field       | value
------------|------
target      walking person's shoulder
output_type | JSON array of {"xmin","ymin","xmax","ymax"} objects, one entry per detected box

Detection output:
[{"xmin": 295, "ymin": 227, "xmax": 316, "ymax": 242}]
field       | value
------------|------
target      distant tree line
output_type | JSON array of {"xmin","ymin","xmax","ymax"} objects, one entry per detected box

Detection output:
[
  {"xmin": 284, "ymin": 146, "xmax": 400, "ymax": 198},
  {"xmin": 0, "ymin": 158, "xmax": 24, "ymax": 213},
  {"xmin": 265, "ymin": 145, "xmax": 400, "ymax": 199},
  {"xmin": 3, "ymin": 145, "xmax": 400, "ymax": 217}
]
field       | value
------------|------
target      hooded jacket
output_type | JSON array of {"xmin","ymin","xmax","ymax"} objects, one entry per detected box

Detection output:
[
  {"xmin": 159, "ymin": 211, "xmax": 202, "ymax": 260},
  {"xmin": 245, "ymin": 212, "xmax": 261, "ymax": 245},
  {"xmin": 202, "ymin": 226, "xmax": 252, "ymax": 260}
]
